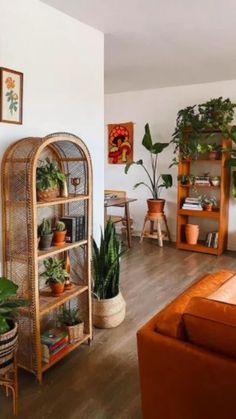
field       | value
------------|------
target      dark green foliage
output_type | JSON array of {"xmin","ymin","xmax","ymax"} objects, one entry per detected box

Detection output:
[
  {"xmin": 125, "ymin": 123, "xmax": 172, "ymax": 199},
  {"xmin": 38, "ymin": 218, "xmax": 52, "ymax": 236},
  {"xmin": 41, "ymin": 257, "xmax": 69, "ymax": 285},
  {"xmin": 92, "ymin": 220, "xmax": 125, "ymax": 300},
  {"xmin": 56, "ymin": 221, "xmax": 66, "ymax": 231},
  {"xmin": 0, "ymin": 277, "xmax": 28, "ymax": 334},
  {"xmin": 58, "ymin": 307, "xmax": 82, "ymax": 326},
  {"xmin": 36, "ymin": 158, "xmax": 66, "ymax": 191}
]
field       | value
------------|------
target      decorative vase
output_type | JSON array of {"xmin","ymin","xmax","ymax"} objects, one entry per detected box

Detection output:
[
  {"xmin": 61, "ymin": 180, "xmax": 69, "ymax": 198},
  {"xmin": 185, "ymin": 224, "xmax": 199, "ymax": 245},
  {"xmin": 39, "ymin": 233, "xmax": 53, "ymax": 250},
  {"xmin": 0, "ymin": 322, "xmax": 18, "ymax": 375},
  {"xmin": 64, "ymin": 253, "xmax": 73, "ymax": 290},
  {"xmin": 53, "ymin": 230, "xmax": 67, "ymax": 246},
  {"xmin": 50, "ymin": 282, "xmax": 65, "ymax": 297},
  {"xmin": 93, "ymin": 292, "xmax": 126, "ymax": 329},
  {"xmin": 65, "ymin": 322, "xmax": 84, "ymax": 343},
  {"xmin": 37, "ymin": 186, "xmax": 60, "ymax": 202},
  {"xmin": 147, "ymin": 199, "xmax": 165, "ymax": 215}
]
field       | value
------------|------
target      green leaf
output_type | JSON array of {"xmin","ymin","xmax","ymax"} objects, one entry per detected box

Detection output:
[
  {"xmin": 225, "ymin": 158, "xmax": 236, "ymax": 167},
  {"xmin": 142, "ymin": 123, "xmax": 153, "ymax": 151},
  {"xmin": 0, "ymin": 317, "xmax": 10, "ymax": 334},
  {"xmin": 160, "ymin": 174, "xmax": 173, "ymax": 188},
  {"xmin": 152, "ymin": 142, "xmax": 169, "ymax": 154},
  {"xmin": 125, "ymin": 160, "xmax": 143, "ymax": 174},
  {"xmin": 0, "ymin": 278, "xmax": 18, "ymax": 302},
  {"xmin": 230, "ymin": 126, "xmax": 236, "ymax": 143}
]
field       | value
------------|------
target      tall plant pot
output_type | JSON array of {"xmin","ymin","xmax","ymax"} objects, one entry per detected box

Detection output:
[
  {"xmin": 185, "ymin": 224, "xmax": 199, "ymax": 245},
  {"xmin": 53, "ymin": 230, "xmax": 67, "ymax": 246},
  {"xmin": 147, "ymin": 199, "xmax": 165, "ymax": 215},
  {"xmin": 0, "ymin": 322, "xmax": 18, "ymax": 375},
  {"xmin": 39, "ymin": 233, "xmax": 53, "ymax": 250},
  {"xmin": 93, "ymin": 292, "xmax": 126, "ymax": 329}
]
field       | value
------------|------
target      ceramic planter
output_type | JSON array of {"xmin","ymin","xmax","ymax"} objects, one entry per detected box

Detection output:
[
  {"xmin": 37, "ymin": 186, "xmax": 60, "ymax": 202},
  {"xmin": 185, "ymin": 224, "xmax": 199, "ymax": 245},
  {"xmin": 210, "ymin": 178, "xmax": 220, "ymax": 187},
  {"xmin": 204, "ymin": 203, "xmax": 213, "ymax": 212},
  {"xmin": 50, "ymin": 282, "xmax": 65, "ymax": 297},
  {"xmin": 147, "ymin": 199, "xmax": 165, "ymax": 215},
  {"xmin": 53, "ymin": 230, "xmax": 67, "ymax": 246},
  {"xmin": 0, "ymin": 322, "xmax": 18, "ymax": 375},
  {"xmin": 39, "ymin": 233, "xmax": 53, "ymax": 250},
  {"xmin": 209, "ymin": 151, "xmax": 220, "ymax": 160},
  {"xmin": 93, "ymin": 292, "xmax": 126, "ymax": 329},
  {"xmin": 65, "ymin": 322, "xmax": 84, "ymax": 343}
]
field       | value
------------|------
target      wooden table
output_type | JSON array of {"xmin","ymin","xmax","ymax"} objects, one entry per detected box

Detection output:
[{"xmin": 104, "ymin": 197, "xmax": 137, "ymax": 248}]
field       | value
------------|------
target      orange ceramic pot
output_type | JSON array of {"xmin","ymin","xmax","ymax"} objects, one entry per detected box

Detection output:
[
  {"xmin": 50, "ymin": 282, "xmax": 65, "ymax": 297},
  {"xmin": 53, "ymin": 230, "xmax": 67, "ymax": 246},
  {"xmin": 185, "ymin": 224, "xmax": 199, "ymax": 245},
  {"xmin": 204, "ymin": 203, "xmax": 213, "ymax": 212},
  {"xmin": 147, "ymin": 199, "xmax": 165, "ymax": 215}
]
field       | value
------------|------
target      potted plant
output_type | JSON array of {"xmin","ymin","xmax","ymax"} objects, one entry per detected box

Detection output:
[
  {"xmin": 92, "ymin": 220, "xmax": 126, "ymax": 328},
  {"xmin": 53, "ymin": 221, "xmax": 67, "ymax": 247},
  {"xmin": 58, "ymin": 307, "xmax": 84, "ymax": 343},
  {"xmin": 38, "ymin": 218, "xmax": 53, "ymax": 250},
  {"xmin": 201, "ymin": 195, "xmax": 218, "ymax": 212},
  {"xmin": 36, "ymin": 158, "xmax": 66, "ymax": 202},
  {"xmin": 125, "ymin": 123, "xmax": 172, "ymax": 214},
  {"xmin": 199, "ymin": 97, "xmax": 236, "ymax": 132},
  {"xmin": 40, "ymin": 257, "xmax": 69, "ymax": 296},
  {"xmin": 207, "ymin": 143, "xmax": 222, "ymax": 160},
  {"xmin": 0, "ymin": 277, "xmax": 28, "ymax": 374},
  {"xmin": 177, "ymin": 174, "xmax": 195, "ymax": 185},
  {"xmin": 210, "ymin": 176, "xmax": 221, "ymax": 187},
  {"xmin": 185, "ymin": 224, "xmax": 199, "ymax": 245}
]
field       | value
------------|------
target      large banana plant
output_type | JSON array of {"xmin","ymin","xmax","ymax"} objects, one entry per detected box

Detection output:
[
  {"xmin": 125, "ymin": 123, "xmax": 172, "ymax": 199},
  {"xmin": 92, "ymin": 220, "xmax": 125, "ymax": 300}
]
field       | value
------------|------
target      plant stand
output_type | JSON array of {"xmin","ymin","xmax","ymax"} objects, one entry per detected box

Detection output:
[
  {"xmin": 0, "ymin": 353, "xmax": 18, "ymax": 416},
  {"xmin": 140, "ymin": 212, "xmax": 171, "ymax": 247}
]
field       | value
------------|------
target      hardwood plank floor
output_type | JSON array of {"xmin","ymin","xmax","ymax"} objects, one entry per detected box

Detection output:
[{"xmin": 1, "ymin": 239, "xmax": 236, "ymax": 419}]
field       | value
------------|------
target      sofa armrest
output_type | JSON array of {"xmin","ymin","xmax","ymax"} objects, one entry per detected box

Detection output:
[{"xmin": 137, "ymin": 328, "xmax": 236, "ymax": 419}]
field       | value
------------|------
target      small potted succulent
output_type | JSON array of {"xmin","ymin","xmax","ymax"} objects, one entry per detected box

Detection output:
[
  {"xmin": 201, "ymin": 195, "xmax": 218, "ymax": 212},
  {"xmin": 38, "ymin": 218, "xmax": 53, "ymax": 250},
  {"xmin": 210, "ymin": 176, "xmax": 221, "ymax": 187},
  {"xmin": 0, "ymin": 277, "xmax": 28, "ymax": 375},
  {"xmin": 36, "ymin": 158, "xmax": 66, "ymax": 202},
  {"xmin": 207, "ymin": 143, "xmax": 222, "ymax": 160},
  {"xmin": 58, "ymin": 307, "xmax": 84, "ymax": 343},
  {"xmin": 40, "ymin": 257, "xmax": 69, "ymax": 296},
  {"xmin": 53, "ymin": 221, "xmax": 67, "ymax": 247}
]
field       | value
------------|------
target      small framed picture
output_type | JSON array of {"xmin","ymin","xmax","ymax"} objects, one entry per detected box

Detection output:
[{"xmin": 0, "ymin": 67, "xmax": 23, "ymax": 124}]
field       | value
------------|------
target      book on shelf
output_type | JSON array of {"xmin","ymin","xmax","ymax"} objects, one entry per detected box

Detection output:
[
  {"xmin": 205, "ymin": 231, "xmax": 218, "ymax": 248},
  {"xmin": 182, "ymin": 197, "xmax": 203, "ymax": 211},
  {"xmin": 41, "ymin": 328, "xmax": 68, "ymax": 346},
  {"xmin": 41, "ymin": 328, "xmax": 69, "ymax": 363},
  {"xmin": 60, "ymin": 215, "xmax": 86, "ymax": 243},
  {"xmin": 194, "ymin": 176, "xmax": 210, "ymax": 186}
]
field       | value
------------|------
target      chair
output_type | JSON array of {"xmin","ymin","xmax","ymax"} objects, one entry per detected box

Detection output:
[{"xmin": 104, "ymin": 189, "xmax": 133, "ymax": 233}]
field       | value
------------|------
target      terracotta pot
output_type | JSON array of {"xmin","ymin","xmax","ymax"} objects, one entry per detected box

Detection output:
[
  {"xmin": 65, "ymin": 322, "xmax": 84, "ymax": 343},
  {"xmin": 53, "ymin": 230, "xmax": 67, "ymax": 246},
  {"xmin": 209, "ymin": 151, "xmax": 220, "ymax": 160},
  {"xmin": 0, "ymin": 322, "xmax": 18, "ymax": 375},
  {"xmin": 37, "ymin": 187, "xmax": 60, "ymax": 202},
  {"xmin": 39, "ymin": 233, "xmax": 53, "ymax": 250},
  {"xmin": 147, "ymin": 199, "xmax": 165, "ymax": 215},
  {"xmin": 185, "ymin": 224, "xmax": 199, "ymax": 245},
  {"xmin": 204, "ymin": 203, "xmax": 213, "ymax": 212},
  {"xmin": 50, "ymin": 282, "xmax": 65, "ymax": 296},
  {"xmin": 93, "ymin": 292, "xmax": 126, "ymax": 329}
]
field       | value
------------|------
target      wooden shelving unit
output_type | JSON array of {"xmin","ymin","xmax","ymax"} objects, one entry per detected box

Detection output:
[
  {"xmin": 1, "ymin": 132, "xmax": 93, "ymax": 382},
  {"xmin": 176, "ymin": 131, "xmax": 231, "ymax": 255}
]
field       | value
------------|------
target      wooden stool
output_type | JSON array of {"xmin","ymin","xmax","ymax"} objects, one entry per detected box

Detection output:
[
  {"xmin": 0, "ymin": 353, "xmax": 18, "ymax": 415},
  {"xmin": 140, "ymin": 212, "xmax": 171, "ymax": 247}
]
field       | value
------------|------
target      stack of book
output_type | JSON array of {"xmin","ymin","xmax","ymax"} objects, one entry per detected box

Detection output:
[
  {"xmin": 194, "ymin": 176, "xmax": 210, "ymax": 186},
  {"xmin": 60, "ymin": 215, "xmax": 85, "ymax": 243},
  {"xmin": 41, "ymin": 328, "xmax": 69, "ymax": 364},
  {"xmin": 205, "ymin": 231, "xmax": 218, "ymax": 248},
  {"xmin": 182, "ymin": 197, "xmax": 203, "ymax": 211}
]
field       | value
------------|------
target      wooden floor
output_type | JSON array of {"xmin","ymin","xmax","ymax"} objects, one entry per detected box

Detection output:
[{"xmin": 2, "ymin": 239, "xmax": 236, "ymax": 419}]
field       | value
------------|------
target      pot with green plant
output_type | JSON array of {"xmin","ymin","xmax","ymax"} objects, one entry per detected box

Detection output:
[
  {"xmin": 207, "ymin": 143, "xmax": 222, "ymax": 160},
  {"xmin": 53, "ymin": 221, "xmax": 67, "ymax": 247},
  {"xmin": 125, "ymin": 123, "xmax": 172, "ymax": 214},
  {"xmin": 201, "ymin": 195, "xmax": 218, "ymax": 212},
  {"xmin": 199, "ymin": 97, "xmax": 236, "ymax": 132},
  {"xmin": 36, "ymin": 158, "xmax": 66, "ymax": 202},
  {"xmin": 210, "ymin": 176, "xmax": 221, "ymax": 187},
  {"xmin": 40, "ymin": 257, "xmax": 69, "ymax": 296},
  {"xmin": 92, "ymin": 220, "xmax": 126, "ymax": 329},
  {"xmin": 177, "ymin": 174, "xmax": 195, "ymax": 186},
  {"xmin": 0, "ymin": 277, "xmax": 28, "ymax": 374},
  {"xmin": 38, "ymin": 218, "xmax": 53, "ymax": 250},
  {"xmin": 58, "ymin": 307, "xmax": 84, "ymax": 343}
]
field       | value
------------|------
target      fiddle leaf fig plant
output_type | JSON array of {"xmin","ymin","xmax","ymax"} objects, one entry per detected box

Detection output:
[{"xmin": 125, "ymin": 123, "xmax": 172, "ymax": 199}]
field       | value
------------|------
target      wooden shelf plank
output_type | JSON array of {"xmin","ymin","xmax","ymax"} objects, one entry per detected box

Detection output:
[
  {"xmin": 42, "ymin": 334, "xmax": 91, "ymax": 371},
  {"xmin": 36, "ymin": 194, "xmax": 89, "ymax": 208},
  {"xmin": 39, "ymin": 284, "xmax": 88, "ymax": 316},
  {"xmin": 178, "ymin": 209, "xmax": 220, "ymax": 218},
  {"xmin": 180, "ymin": 184, "xmax": 220, "ymax": 189},
  {"xmin": 38, "ymin": 240, "xmax": 87, "ymax": 260},
  {"xmin": 180, "ymin": 159, "xmax": 222, "ymax": 164},
  {"xmin": 177, "ymin": 241, "xmax": 218, "ymax": 255}
]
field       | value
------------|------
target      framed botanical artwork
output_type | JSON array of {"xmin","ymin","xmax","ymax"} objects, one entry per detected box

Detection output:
[
  {"xmin": 0, "ymin": 67, "xmax": 23, "ymax": 124},
  {"xmin": 107, "ymin": 122, "xmax": 134, "ymax": 164}
]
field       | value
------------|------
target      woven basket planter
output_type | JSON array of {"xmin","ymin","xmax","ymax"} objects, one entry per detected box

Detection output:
[
  {"xmin": 65, "ymin": 322, "xmax": 84, "ymax": 344},
  {"xmin": 93, "ymin": 292, "xmax": 126, "ymax": 329},
  {"xmin": 37, "ymin": 187, "xmax": 60, "ymax": 202},
  {"xmin": 0, "ymin": 322, "xmax": 18, "ymax": 375}
]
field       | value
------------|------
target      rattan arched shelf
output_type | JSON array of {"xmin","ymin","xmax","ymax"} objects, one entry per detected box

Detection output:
[{"xmin": 1, "ymin": 132, "xmax": 93, "ymax": 383}]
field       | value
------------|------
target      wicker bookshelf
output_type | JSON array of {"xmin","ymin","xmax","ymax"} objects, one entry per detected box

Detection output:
[
  {"xmin": 176, "ymin": 131, "xmax": 231, "ymax": 255},
  {"xmin": 1, "ymin": 132, "xmax": 92, "ymax": 382}
]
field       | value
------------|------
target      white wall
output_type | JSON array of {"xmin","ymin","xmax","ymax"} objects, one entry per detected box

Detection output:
[
  {"xmin": 105, "ymin": 79, "xmax": 236, "ymax": 250},
  {"xmin": 0, "ymin": 0, "xmax": 104, "ymax": 272}
]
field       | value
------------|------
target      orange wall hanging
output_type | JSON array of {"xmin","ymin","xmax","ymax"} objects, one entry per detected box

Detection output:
[{"xmin": 107, "ymin": 122, "xmax": 134, "ymax": 164}]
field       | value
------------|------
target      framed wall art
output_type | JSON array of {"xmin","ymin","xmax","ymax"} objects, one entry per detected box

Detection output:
[
  {"xmin": 0, "ymin": 67, "xmax": 23, "ymax": 124},
  {"xmin": 107, "ymin": 121, "xmax": 134, "ymax": 164}
]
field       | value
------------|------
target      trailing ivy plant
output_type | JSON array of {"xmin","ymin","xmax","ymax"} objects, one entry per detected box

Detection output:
[{"xmin": 36, "ymin": 158, "xmax": 66, "ymax": 191}]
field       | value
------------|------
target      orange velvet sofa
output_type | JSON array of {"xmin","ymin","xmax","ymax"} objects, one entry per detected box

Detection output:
[{"xmin": 137, "ymin": 270, "xmax": 236, "ymax": 419}]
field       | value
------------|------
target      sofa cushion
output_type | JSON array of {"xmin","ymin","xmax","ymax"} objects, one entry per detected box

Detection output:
[
  {"xmin": 155, "ymin": 270, "xmax": 235, "ymax": 339},
  {"xmin": 183, "ymin": 288, "xmax": 236, "ymax": 359}
]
